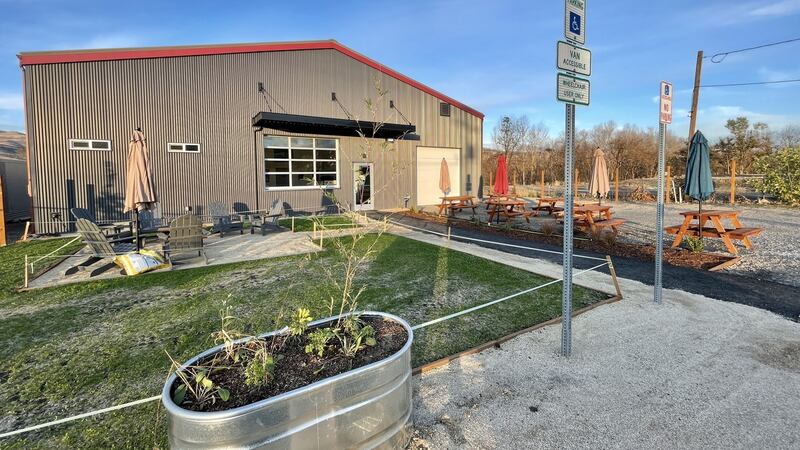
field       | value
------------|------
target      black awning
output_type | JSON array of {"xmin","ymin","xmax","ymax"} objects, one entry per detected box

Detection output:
[{"xmin": 252, "ymin": 112, "xmax": 418, "ymax": 140}]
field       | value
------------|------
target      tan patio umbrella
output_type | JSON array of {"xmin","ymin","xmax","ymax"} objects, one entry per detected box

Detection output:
[
  {"xmin": 588, "ymin": 147, "xmax": 610, "ymax": 205},
  {"xmin": 124, "ymin": 129, "xmax": 158, "ymax": 250},
  {"xmin": 438, "ymin": 157, "xmax": 451, "ymax": 195}
]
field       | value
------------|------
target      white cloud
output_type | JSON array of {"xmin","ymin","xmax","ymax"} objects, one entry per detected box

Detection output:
[
  {"xmin": 76, "ymin": 34, "xmax": 145, "ymax": 50},
  {"xmin": 750, "ymin": 0, "xmax": 800, "ymax": 16},
  {"xmin": 0, "ymin": 93, "xmax": 23, "ymax": 110},
  {"xmin": 696, "ymin": 105, "xmax": 800, "ymax": 140}
]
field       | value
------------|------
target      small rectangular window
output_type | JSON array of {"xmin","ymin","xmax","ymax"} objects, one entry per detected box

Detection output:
[
  {"xmin": 439, "ymin": 102, "xmax": 451, "ymax": 117},
  {"xmin": 168, "ymin": 143, "xmax": 201, "ymax": 153},
  {"xmin": 69, "ymin": 139, "xmax": 111, "ymax": 151}
]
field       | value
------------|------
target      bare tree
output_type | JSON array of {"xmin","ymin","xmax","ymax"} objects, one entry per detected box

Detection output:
[
  {"xmin": 491, "ymin": 116, "xmax": 529, "ymax": 164},
  {"xmin": 773, "ymin": 124, "xmax": 800, "ymax": 150}
]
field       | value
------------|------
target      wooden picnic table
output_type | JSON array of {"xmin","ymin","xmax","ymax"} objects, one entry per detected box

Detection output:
[
  {"xmin": 486, "ymin": 199, "xmax": 534, "ymax": 224},
  {"xmin": 665, "ymin": 210, "xmax": 763, "ymax": 255},
  {"xmin": 438, "ymin": 195, "xmax": 478, "ymax": 216}
]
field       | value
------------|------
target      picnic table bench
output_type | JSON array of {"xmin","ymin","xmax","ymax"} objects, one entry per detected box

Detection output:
[
  {"xmin": 666, "ymin": 210, "xmax": 763, "ymax": 255},
  {"xmin": 557, "ymin": 204, "xmax": 626, "ymax": 234},
  {"xmin": 438, "ymin": 195, "xmax": 478, "ymax": 216},
  {"xmin": 486, "ymin": 199, "xmax": 536, "ymax": 224}
]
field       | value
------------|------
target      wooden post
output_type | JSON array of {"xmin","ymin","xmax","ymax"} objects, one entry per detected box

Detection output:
[
  {"xmin": 22, "ymin": 221, "xmax": 30, "ymax": 241},
  {"xmin": 665, "ymin": 166, "xmax": 672, "ymax": 203},
  {"xmin": 574, "ymin": 168, "xmax": 579, "ymax": 197},
  {"xmin": 540, "ymin": 170, "xmax": 545, "ymax": 198},
  {"xmin": 24, "ymin": 254, "xmax": 29, "ymax": 288},
  {"xmin": 0, "ymin": 176, "xmax": 6, "ymax": 246},
  {"xmin": 614, "ymin": 167, "xmax": 620, "ymax": 204},
  {"xmin": 730, "ymin": 160, "xmax": 736, "ymax": 205},
  {"xmin": 688, "ymin": 50, "xmax": 704, "ymax": 142}
]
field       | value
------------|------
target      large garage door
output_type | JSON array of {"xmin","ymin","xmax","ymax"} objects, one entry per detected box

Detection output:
[{"xmin": 416, "ymin": 147, "xmax": 461, "ymax": 206}]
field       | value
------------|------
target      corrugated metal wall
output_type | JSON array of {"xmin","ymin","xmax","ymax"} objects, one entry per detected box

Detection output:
[{"xmin": 23, "ymin": 48, "xmax": 483, "ymax": 233}]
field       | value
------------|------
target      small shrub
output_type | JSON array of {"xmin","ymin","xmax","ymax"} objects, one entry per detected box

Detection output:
[
  {"xmin": 600, "ymin": 230, "xmax": 617, "ymax": 247},
  {"xmin": 337, "ymin": 322, "xmax": 376, "ymax": 358},
  {"xmin": 540, "ymin": 221, "xmax": 556, "ymax": 237},
  {"xmin": 753, "ymin": 147, "xmax": 800, "ymax": 204},
  {"xmin": 684, "ymin": 236, "xmax": 704, "ymax": 253},
  {"xmin": 243, "ymin": 346, "xmax": 276, "ymax": 387}
]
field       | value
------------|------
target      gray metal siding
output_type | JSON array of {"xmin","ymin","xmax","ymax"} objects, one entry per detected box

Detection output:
[{"xmin": 23, "ymin": 48, "xmax": 482, "ymax": 233}]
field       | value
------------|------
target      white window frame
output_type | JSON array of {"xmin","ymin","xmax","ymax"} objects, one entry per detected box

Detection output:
[
  {"xmin": 69, "ymin": 139, "xmax": 111, "ymax": 151},
  {"xmin": 167, "ymin": 142, "xmax": 201, "ymax": 153},
  {"xmin": 264, "ymin": 136, "xmax": 340, "ymax": 191}
]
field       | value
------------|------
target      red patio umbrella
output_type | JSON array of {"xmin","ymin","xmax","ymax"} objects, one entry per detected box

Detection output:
[{"xmin": 494, "ymin": 154, "xmax": 509, "ymax": 195}]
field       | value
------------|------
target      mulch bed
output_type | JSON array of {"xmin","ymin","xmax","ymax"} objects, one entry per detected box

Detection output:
[
  {"xmin": 173, "ymin": 316, "xmax": 408, "ymax": 412},
  {"xmin": 399, "ymin": 211, "xmax": 735, "ymax": 271}
]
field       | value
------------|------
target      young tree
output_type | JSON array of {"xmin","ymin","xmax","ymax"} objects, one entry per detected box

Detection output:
[
  {"xmin": 492, "ymin": 116, "xmax": 529, "ymax": 165},
  {"xmin": 773, "ymin": 125, "xmax": 800, "ymax": 150}
]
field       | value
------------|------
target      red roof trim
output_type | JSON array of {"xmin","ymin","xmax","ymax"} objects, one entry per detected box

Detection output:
[{"xmin": 18, "ymin": 40, "xmax": 484, "ymax": 119}]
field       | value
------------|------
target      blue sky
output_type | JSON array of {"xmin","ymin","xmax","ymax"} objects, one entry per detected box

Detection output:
[{"xmin": 1, "ymin": 0, "xmax": 799, "ymax": 143}]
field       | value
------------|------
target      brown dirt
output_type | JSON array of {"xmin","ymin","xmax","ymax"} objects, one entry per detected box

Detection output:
[
  {"xmin": 399, "ymin": 211, "xmax": 734, "ymax": 271},
  {"xmin": 172, "ymin": 316, "xmax": 408, "ymax": 412}
]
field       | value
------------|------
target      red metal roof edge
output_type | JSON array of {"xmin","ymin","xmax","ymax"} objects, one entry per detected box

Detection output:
[{"xmin": 18, "ymin": 40, "xmax": 484, "ymax": 119}]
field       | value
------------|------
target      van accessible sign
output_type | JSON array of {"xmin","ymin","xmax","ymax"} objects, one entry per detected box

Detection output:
[
  {"xmin": 557, "ymin": 41, "xmax": 591, "ymax": 76},
  {"xmin": 557, "ymin": 73, "xmax": 590, "ymax": 106}
]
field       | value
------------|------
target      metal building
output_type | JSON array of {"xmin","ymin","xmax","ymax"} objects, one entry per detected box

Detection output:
[{"xmin": 18, "ymin": 40, "xmax": 483, "ymax": 233}]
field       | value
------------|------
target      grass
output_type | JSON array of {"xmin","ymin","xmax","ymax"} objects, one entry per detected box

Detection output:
[
  {"xmin": 0, "ymin": 234, "xmax": 609, "ymax": 449},
  {"xmin": 0, "ymin": 238, "xmax": 83, "ymax": 295},
  {"xmin": 277, "ymin": 215, "xmax": 359, "ymax": 232}
]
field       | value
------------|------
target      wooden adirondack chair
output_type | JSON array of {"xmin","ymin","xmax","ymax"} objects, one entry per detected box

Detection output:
[
  {"xmin": 70, "ymin": 207, "xmax": 132, "ymax": 239},
  {"xmin": 65, "ymin": 218, "xmax": 136, "ymax": 277},
  {"xmin": 208, "ymin": 202, "xmax": 244, "ymax": 237},
  {"xmin": 234, "ymin": 199, "xmax": 285, "ymax": 236},
  {"xmin": 163, "ymin": 214, "xmax": 208, "ymax": 265}
]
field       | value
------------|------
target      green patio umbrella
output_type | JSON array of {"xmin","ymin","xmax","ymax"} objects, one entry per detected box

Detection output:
[{"xmin": 683, "ymin": 130, "xmax": 714, "ymax": 241}]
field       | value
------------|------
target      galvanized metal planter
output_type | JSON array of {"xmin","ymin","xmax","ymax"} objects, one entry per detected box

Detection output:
[{"xmin": 162, "ymin": 312, "xmax": 413, "ymax": 449}]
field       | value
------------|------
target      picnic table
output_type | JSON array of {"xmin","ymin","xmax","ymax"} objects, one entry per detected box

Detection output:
[
  {"xmin": 571, "ymin": 205, "xmax": 626, "ymax": 234},
  {"xmin": 438, "ymin": 195, "xmax": 478, "ymax": 216},
  {"xmin": 665, "ymin": 210, "xmax": 763, "ymax": 255},
  {"xmin": 486, "ymin": 199, "xmax": 535, "ymax": 224}
]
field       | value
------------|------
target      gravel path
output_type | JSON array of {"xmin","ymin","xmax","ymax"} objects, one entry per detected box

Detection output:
[
  {"xmin": 613, "ymin": 202, "xmax": 800, "ymax": 287},
  {"xmin": 411, "ymin": 263, "xmax": 800, "ymax": 449}
]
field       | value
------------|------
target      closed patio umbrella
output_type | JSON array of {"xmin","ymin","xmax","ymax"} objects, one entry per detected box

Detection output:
[
  {"xmin": 439, "ymin": 157, "xmax": 451, "ymax": 195},
  {"xmin": 683, "ymin": 130, "xmax": 714, "ymax": 241},
  {"xmin": 124, "ymin": 129, "xmax": 158, "ymax": 251},
  {"xmin": 494, "ymin": 154, "xmax": 509, "ymax": 195},
  {"xmin": 588, "ymin": 147, "xmax": 610, "ymax": 205}
]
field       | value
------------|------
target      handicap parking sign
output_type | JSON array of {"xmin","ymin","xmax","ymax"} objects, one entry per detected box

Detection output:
[{"xmin": 570, "ymin": 12, "xmax": 581, "ymax": 35}]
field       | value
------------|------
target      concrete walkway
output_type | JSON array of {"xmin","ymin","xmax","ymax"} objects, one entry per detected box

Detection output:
[{"xmin": 389, "ymin": 224, "xmax": 800, "ymax": 449}]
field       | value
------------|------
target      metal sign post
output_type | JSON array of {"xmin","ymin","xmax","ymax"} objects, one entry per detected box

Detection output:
[
  {"xmin": 561, "ymin": 103, "xmax": 576, "ymax": 356},
  {"xmin": 655, "ymin": 81, "xmax": 672, "ymax": 304},
  {"xmin": 557, "ymin": 0, "xmax": 589, "ymax": 357}
]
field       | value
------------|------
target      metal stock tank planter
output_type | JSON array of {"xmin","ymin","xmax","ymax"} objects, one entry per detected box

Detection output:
[{"xmin": 162, "ymin": 312, "xmax": 413, "ymax": 449}]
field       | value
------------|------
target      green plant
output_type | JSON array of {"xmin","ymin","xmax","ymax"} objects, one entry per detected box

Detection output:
[
  {"xmin": 684, "ymin": 236, "xmax": 705, "ymax": 253},
  {"xmin": 167, "ymin": 354, "xmax": 230, "ymax": 407},
  {"xmin": 337, "ymin": 320, "xmax": 376, "ymax": 358},
  {"xmin": 753, "ymin": 147, "xmax": 800, "ymax": 204},
  {"xmin": 243, "ymin": 345, "xmax": 276, "ymax": 387},
  {"xmin": 305, "ymin": 327, "xmax": 337, "ymax": 357},
  {"xmin": 210, "ymin": 297, "xmax": 246, "ymax": 362},
  {"xmin": 287, "ymin": 308, "xmax": 313, "ymax": 337}
]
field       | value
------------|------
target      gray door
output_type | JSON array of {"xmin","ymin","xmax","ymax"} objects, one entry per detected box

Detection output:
[{"xmin": 353, "ymin": 163, "xmax": 374, "ymax": 211}]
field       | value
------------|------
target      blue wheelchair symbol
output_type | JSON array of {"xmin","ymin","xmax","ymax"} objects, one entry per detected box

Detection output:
[{"xmin": 570, "ymin": 12, "xmax": 581, "ymax": 35}]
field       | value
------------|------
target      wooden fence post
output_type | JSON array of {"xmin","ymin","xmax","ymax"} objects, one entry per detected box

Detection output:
[
  {"xmin": 614, "ymin": 167, "xmax": 619, "ymax": 204},
  {"xmin": 540, "ymin": 170, "xmax": 545, "ymax": 198},
  {"xmin": 730, "ymin": 160, "xmax": 736, "ymax": 205},
  {"xmin": 665, "ymin": 166, "xmax": 672, "ymax": 203},
  {"xmin": 0, "ymin": 175, "xmax": 6, "ymax": 246},
  {"xmin": 574, "ymin": 168, "xmax": 579, "ymax": 197}
]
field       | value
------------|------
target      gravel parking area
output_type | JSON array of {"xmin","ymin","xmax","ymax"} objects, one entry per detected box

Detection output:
[
  {"xmin": 412, "ymin": 270, "xmax": 800, "ymax": 449},
  {"xmin": 613, "ymin": 202, "xmax": 800, "ymax": 287}
]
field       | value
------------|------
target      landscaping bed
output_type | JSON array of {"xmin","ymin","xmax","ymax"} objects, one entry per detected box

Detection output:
[
  {"xmin": 278, "ymin": 215, "xmax": 358, "ymax": 232},
  {"xmin": 399, "ymin": 211, "xmax": 736, "ymax": 271}
]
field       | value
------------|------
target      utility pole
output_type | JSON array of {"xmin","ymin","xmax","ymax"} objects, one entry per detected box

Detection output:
[{"xmin": 687, "ymin": 50, "xmax": 703, "ymax": 141}]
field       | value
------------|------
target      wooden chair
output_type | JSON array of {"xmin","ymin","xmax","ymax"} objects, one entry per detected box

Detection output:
[
  {"xmin": 65, "ymin": 218, "xmax": 136, "ymax": 277},
  {"xmin": 70, "ymin": 207, "xmax": 132, "ymax": 240},
  {"xmin": 163, "ymin": 214, "xmax": 208, "ymax": 265},
  {"xmin": 208, "ymin": 202, "xmax": 244, "ymax": 237},
  {"xmin": 234, "ymin": 199, "xmax": 284, "ymax": 236}
]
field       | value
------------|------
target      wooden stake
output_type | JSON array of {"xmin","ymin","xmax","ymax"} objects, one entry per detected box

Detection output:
[
  {"xmin": 575, "ymin": 168, "xmax": 579, "ymax": 196},
  {"xmin": 606, "ymin": 255, "xmax": 623, "ymax": 299},
  {"xmin": 540, "ymin": 170, "xmax": 545, "ymax": 198},
  {"xmin": 22, "ymin": 221, "xmax": 30, "ymax": 241},
  {"xmin": 665, "ymin": 166, "xmax": 672, "ymax": 203},
  {"xmin": 730, "ymin": 160, "xmax": 736, "ymax": 205},
  {"xmin": 0, "ymin": 176, "xmax": 6, "ymax": 246},
  {"xmin": 614, "ymin": 167, "xmax": 619, "ymax": 204},
  {"xmin": 24, "ymin": 254, "xmax": 29, "ymax": 288}
]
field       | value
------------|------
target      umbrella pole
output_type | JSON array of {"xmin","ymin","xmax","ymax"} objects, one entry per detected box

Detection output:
[{"xmin": 135, "ymin": 209, "xmax": 141, "ymax": 252}]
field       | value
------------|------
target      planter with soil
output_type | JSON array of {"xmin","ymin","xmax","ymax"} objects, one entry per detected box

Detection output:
[{"xmin": 162, "ymin": 312, "xmax": 413, "ymax": 449}]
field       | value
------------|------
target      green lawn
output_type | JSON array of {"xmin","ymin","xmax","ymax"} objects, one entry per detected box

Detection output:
[
  {"xmin": 0, "ymin": 234, "xmax": 608, "ymax": 449},
  {"xmin": 277, "ymin": 215, "xmax": 358, "ymax": 232}
]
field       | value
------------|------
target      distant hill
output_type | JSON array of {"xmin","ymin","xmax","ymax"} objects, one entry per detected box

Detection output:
[{"xmin": 0, "ymin": 131, "xmax": 25, "ymax": 160}]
